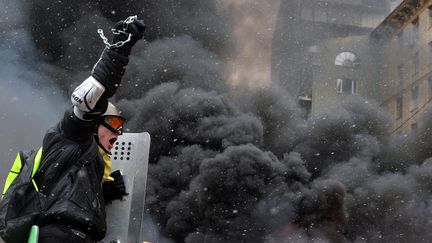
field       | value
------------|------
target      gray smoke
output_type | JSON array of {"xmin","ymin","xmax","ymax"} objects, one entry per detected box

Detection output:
[
  {"xmin": 293, "ymin": 96, "xmax": 392, "ymax": 177},
  {"xmin": 0, "ymin": 0, "xmax": 66, "ymax": 181},
  {"xmin": 117, "ymin": 35, "xmax": 227, "ymax": 100},
  {"xmin": 231, "ymin": 85, "xmax": 306, "ymax": 156},
  {"xmin": 2, "ymin": 0, "xmax": 432, "ymax": 242}
]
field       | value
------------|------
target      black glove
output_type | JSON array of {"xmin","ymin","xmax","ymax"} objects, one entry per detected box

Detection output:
[
  {"xmin": 102, "ymin": 170, "xmax": 128, "ymax": 203},
  {"xmin": 111, "ymin": 17, "xmax": 146, "ymax": 56},
  {"xmin": 91, "ymin": 17, "xmax": 145, "ymax": 98}
]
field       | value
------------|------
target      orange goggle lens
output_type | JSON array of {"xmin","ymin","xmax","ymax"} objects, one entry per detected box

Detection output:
[
  {"xmin": 103, "ymin": 116, "xmax": 125, "ymax": 134},
  {"xmin": 105, "ymin": 116, "xmax": 124, "ymax": 129}
]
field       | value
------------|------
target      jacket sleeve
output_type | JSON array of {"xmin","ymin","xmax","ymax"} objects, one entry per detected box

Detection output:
[
  {"xmin": 35, "ymin": 110, "xmax": 96, "ymax": 193},
  {"xmin": 58, "ymin": 108, "xmax": 98, "ymax": 142}
]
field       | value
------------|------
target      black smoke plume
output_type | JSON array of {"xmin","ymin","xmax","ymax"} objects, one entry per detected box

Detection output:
[{"xmin": 2, "ymin": 0, "xmax": 432, "ymax": 242}]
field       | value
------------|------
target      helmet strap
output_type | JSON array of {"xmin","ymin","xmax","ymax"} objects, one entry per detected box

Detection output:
[{"xmin": 95, "ymin": 134, "xmax": 112, "ymax": 155}]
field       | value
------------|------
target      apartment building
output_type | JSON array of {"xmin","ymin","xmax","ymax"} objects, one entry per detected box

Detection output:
[
  {"xmin": 309, "ymin": 0, "xmax": 432, "ymax": 135},
  {"xmin": 372, "ymin": 0, "xmax": 432, "ymax": 134}
]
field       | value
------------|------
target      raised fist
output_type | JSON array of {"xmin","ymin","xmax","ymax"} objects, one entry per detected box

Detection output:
[
  {"xmin": 90, "ymin": 16, "xmax": 145, "ymax": 99},
  {"xmin": 111, "ymin": 16, "xmax": 146, "ymax": 55}
]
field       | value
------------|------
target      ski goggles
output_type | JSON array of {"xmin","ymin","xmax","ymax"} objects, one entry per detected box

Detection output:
[{"xmin": 101, "ymin": 115, "xmax": 125, "ymax": 135}]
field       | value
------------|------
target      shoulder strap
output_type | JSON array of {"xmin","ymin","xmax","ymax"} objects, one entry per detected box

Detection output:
[
  {"xmin": 1, "ymin": 152, "xmax": 25, "ymax": 197},
  {"xmin": 30, "ymin": 148, "xmax": 43, "ymax": 192},
  {"xmin": 31, "ymin": 148, "xmax": 43, "ymax": 178}
]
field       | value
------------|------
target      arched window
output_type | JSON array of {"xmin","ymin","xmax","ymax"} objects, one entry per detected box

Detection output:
[{"xmin": 335, "ymin": 52, "xmax": 360, "ymax": 67}]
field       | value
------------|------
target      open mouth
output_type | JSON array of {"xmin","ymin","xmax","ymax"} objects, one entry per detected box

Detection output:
[{"xmin": 109, "ymin": 137, "xmax": 117, "ymax": 147}]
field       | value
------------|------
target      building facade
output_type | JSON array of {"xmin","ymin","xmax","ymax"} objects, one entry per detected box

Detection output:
[
  {"xmin": 311, "ymin": 0, "xmax": 432, "ymax": 135},
  {"xmin": 271, "ymin": 0, "xmax": 392, "ymax": 102},
  {"xmin": 311, "ymin": 35, "xmax": 382, "ymax": 113},
  {"xmin": 373, "ymin": 0, "xmax": 432, "ymax": 134}
]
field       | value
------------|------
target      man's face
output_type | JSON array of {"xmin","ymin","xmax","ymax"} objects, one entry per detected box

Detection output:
[
  {"xmin": 98, "ymin": 115, "xmax": 125, "ymax": 152},
  {"xmin": 98, "ymin": 124, "xmax": 120, "ymax": 152}
]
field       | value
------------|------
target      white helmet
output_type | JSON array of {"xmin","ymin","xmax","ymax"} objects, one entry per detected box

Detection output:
[{"xmin": 102, "ymin": 102, "xmax": 124, "ymax": 118}]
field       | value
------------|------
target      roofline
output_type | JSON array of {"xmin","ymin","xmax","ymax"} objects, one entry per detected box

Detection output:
[{"xmin": 371, "ymin": 0, "xmax": 431, "ymax": 40}]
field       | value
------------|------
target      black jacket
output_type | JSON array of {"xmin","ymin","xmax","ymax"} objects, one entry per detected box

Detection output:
[{"xmin": 34, "ymin": 109, "xmax": 107, "ymax": 241}]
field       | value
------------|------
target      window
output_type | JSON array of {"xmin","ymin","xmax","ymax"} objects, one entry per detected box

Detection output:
[
  {"xmin": 397, "ymin": 64, "xmax": 404, "ymax": 85},
  {"xmin": 428, "ymin": 76, "xmax": 432, "ymax": 98},
  {"xmin": 412, "ymin": 17, "xmax": 419, "ymax": 44},
  {"xmin": 406, "ymin": 18, "xmax": 419, "ymax": 48},
  {"xmin": 335, "ymin": 52, "xmax": 360, "ymax": 68},
  {"xmin": 429, "ymin": 6, "xmax": 432, "ymax": 28},
  {"xmin": 411, "ymin": 122, "xmax": 418, "ymax": 136},
  {"xmin": 336, "ymin": 78, "xmax": 357, "ymax": 94},
  {"xmin": 429, "ymin": 42, "xmax": 432, "ymax": 64},
  {"xmin": 396, "ymin": 96, "xmax": 403, "ymax": 120},
  {"xmin": 413, "ymin": 51, "xmax": 419, "ymax": 75},
  {"xmin": 410, "ymin": 85, "xmax": 419, "ymax": 111}
]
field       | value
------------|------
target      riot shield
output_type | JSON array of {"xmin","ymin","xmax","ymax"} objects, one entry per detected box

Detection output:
[{"xmin": 103, "ymin": 132, "xmax": 151, "ymax": 243}]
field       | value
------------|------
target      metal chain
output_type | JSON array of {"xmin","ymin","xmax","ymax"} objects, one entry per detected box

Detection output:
[
  {"xmin": 97, "ymin": 15, "xmax": 138, "ymax": 49},
  {"xmin": 123, "ymin": 15, "xmax": 137, "ymax": 24}
]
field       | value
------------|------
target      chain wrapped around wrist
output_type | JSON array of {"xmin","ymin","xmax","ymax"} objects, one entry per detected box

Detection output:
[{"xmin": 97, "ymin": 15, "xmax": 138, "ymax": 49}]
